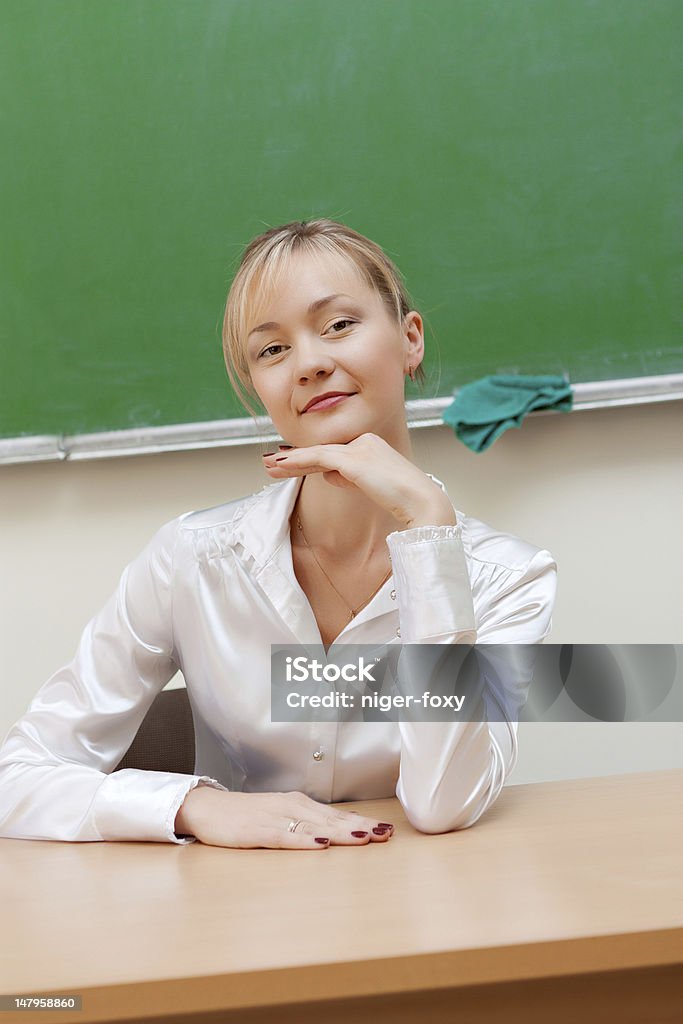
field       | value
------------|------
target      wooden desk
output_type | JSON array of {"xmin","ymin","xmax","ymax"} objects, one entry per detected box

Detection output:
[{"xmin": 1, "ymin": 770, "xmax": 681, "ymax": 1024}]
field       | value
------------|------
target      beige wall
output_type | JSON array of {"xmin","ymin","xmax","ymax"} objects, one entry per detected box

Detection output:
[{"xmin": 2, "ymin": 400, "xmax": 681, "ymax": 785}]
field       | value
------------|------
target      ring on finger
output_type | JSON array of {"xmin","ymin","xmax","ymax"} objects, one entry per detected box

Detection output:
[{"xmin": 288, "ymin": 819, "xmax": 304, "ymax": 833}]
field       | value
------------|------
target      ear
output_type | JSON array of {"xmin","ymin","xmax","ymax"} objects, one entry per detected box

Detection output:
[{"xmin": 403, "ymin": 310, "xmax": 425, "ymax": 374}]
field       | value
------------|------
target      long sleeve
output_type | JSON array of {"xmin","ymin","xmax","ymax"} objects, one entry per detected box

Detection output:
[
  {"xmin": 386, "ymin": 521, "xmax": 557, "ymax": 834},
  {"xmin": 0, "ymin": 518, "xmax": 227, "ymax": 844}
]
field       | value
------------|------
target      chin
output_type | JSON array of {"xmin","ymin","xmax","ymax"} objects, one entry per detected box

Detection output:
[
  {"xmin": 298, "ymin": 432, "xmax": 355, "ymax": 448},
  {"xmin": 302, "ymin": 420, "xmax": 368, "ymax": 445}
]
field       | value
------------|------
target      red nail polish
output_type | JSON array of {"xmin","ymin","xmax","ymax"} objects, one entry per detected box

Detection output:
[
  {"xmin": 279, "ymin": 445, "xmax": 294, "ymax": 450},
  {"xmin": 372, "ymin": 827, "xmax": 391, "ymax": 836},
  {"xmin": 378, "ymin": 823, "xmax": 394, "ymax": 828},
  {"xmin": 262, "ymin": 452, "xmax": 275, "ymax": 457},
  {"xmin": 351, "ymin": 831, "xmax": 368, "ymax": 838},
  {"xmin": 315, "ymin": 837, "xmax": 330, "ymax": 844},
  {"xmin": 275, "ymin": 456, "xmax": 288, "ymax": 461}
]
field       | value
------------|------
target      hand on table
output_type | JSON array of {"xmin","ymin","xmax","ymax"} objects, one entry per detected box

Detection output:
[{"xmin": 174, "ymin": 787, "xmax": 395, "ymax": 850}]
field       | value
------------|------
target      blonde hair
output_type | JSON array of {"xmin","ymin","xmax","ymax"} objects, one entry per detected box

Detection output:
[{"xmin": 222, "ymin": 218, "xmax": 426, "ymax": 418}]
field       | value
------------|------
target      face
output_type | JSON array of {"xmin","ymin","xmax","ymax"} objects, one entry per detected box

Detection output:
[{"xmin": 244, "ymin": 250, "xmax": 423, "ymax": 448}]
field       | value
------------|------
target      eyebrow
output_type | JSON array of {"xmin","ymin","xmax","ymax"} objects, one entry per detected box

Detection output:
[{"xmin": 247, "ymin": 293, "xmax": 358, "ymax": 339}]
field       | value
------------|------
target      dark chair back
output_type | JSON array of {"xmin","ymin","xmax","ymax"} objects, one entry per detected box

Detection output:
[{"xmin": 114, "ymin": 687, "xmax": 195, "ymax": 774}]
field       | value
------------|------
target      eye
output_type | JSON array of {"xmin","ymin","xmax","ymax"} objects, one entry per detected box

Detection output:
[
  {"xmin": 327, "ymin": 318, "xmax": 356, "ymax": 333},
  {"xmin": 258, "ymin": 343, "xmax": 285, "ymax": 359}
]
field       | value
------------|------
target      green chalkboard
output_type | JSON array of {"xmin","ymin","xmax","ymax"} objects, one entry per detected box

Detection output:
[{"xmin": 1, "ymin": 0, "xmax": 681, "ymax": 440}]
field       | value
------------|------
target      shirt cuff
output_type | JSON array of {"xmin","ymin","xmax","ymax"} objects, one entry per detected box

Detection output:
[
  {"xmin": 91, "ymin": 770, "xmax": 228, "ymax": 845},
  {"xmin": 386, "ymin": 524, "xmax": 476, "ymax": 642}
]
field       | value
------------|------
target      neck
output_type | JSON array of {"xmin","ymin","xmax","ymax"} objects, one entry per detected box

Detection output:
[{"xmin": 292, "ymin": 426, "xmax": 415, "ymax": 564}]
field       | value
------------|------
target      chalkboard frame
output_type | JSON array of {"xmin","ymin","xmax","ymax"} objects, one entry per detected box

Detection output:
[{"xmin": 1, "ymin": 374, "xmax": 681, "ymax": 465}]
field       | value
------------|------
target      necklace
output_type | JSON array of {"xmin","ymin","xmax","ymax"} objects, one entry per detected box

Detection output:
[{"xmin": 294, "ymin": 500, "xmax": 393, "ymax": 623}]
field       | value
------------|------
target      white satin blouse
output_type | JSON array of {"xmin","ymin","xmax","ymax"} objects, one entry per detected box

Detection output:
[{"xmin": 0, "ymin": 473, "xmax": 557, "ymax": 844}]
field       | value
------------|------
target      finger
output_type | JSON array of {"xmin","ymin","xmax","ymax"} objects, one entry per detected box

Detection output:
[
  {"xmin": 288, "ymin": 820, "xmax": 377, "ymax": 845},
  {"xmin": 253, "ymin": 826, "xmax": 332, "ymax": 850},
  {"xmin": 331, "ymin": 811, "xmax": 395, "ymax": 840},
  {"xmin": 262, "ymin": 445, "xmax": 352, "ymax": 478},
  {"xmin": 278, "ymin": 814, "xmax": 369, "ymax": 846},
  {"xmin": 286, "ymin": 814, "xmax": 393, "ymax": 845},
  {"xmin": 313, "ymin": 798, "xmax": 397, "ymax": 839},
  {"xmin": 291, "ymin": 795, "xmax": 395, "ymax": 841},
  {"xmin": 264, "ymin": 459, "xmax": 349, "ymax": 488},
  {"xmin": 342, "ymin": 816, "xmax": 395, "ymax": 841},
  {"xmin": 328, "ymin": 819, "xmax": 394, "ymax": 843}
]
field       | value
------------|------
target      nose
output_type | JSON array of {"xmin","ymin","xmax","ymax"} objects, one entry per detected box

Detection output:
[{"xmin": 294, "ymin": 336, "xmax": 336, "ymax": 383}]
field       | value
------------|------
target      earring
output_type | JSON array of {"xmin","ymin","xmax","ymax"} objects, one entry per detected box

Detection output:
[{"xmin": 408, "ymin": 365, "xmax": 416, "ymax": 382}]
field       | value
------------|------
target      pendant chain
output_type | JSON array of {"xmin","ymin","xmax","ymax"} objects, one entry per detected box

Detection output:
[{"xmin": 296, "ymin": 507, "xmax": 393, "ymax": 618}]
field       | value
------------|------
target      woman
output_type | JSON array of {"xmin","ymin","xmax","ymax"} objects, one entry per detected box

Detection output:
[{"xmin": 0, "ymin": 219, "xmax": 557, "ymax": 850}]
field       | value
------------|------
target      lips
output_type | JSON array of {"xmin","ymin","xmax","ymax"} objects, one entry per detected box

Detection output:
[{"xmin": 302, "ymin": 392, "xmax": 355, "ymax": 413}]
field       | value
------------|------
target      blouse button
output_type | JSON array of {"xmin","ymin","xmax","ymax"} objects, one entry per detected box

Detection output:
[
  {"xmin": 396, "ymin": 627, "xmax": 401, "ymax": 638},
  {"xmin": 390, "ymin": 589, "xmax": 396, "ymax": 601},
  {"xmin": 313, "ymin": 749, "xmax": 324, "ymax": 761}
]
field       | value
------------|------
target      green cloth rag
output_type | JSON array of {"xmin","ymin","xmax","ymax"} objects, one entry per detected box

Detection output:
[{"xmin": 442, "ymin": 374, "xmax": 573, "ymax": 452}]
